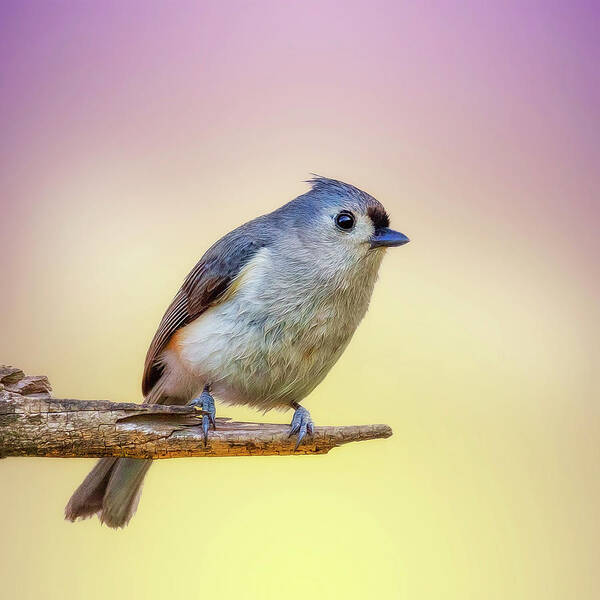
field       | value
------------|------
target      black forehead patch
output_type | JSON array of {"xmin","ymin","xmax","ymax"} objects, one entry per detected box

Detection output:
[{"xmin": 367, "ymin": 205, "xmax": 390, "ymax": 230}]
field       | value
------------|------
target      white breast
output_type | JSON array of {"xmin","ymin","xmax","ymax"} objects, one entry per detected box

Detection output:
[{"xmin": 162, "ymin": 246, "xmax": 383, "ymax": 411}]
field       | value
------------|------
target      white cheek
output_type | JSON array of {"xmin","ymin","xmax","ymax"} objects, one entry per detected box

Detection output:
[
  {"xmin": 355, "ymin": 218, "xmax": 374, "ymax": 240},
  {"xmin": 347, "ymin": 218, "xmax": 374, "ymax": 256},
  {"xmin": 318, "ymin": 214, "xmax": 375, "ymax": 265}
]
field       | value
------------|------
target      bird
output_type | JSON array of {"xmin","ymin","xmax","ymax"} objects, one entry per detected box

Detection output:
[{"xmin": 65, "ymin": 175, "xmax": 410, "ymax": 528}]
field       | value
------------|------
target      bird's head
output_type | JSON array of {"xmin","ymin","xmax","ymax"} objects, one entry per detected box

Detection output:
[{"xmin": 281, "ymin": 176, "xmax": 409, "ymax": 271}]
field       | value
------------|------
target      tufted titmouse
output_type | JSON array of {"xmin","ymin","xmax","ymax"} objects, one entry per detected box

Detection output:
[{"xmin": 65, "ymin": 176, "xmax": 409, "ymax": 527}]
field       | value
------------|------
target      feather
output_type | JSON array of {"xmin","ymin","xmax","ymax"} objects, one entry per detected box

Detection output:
[{"xmin": 141, "ymin": 223, "xmax": 273, "ymax": 397}]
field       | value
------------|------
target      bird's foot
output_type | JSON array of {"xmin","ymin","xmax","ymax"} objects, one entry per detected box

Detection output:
[
  {"xmin": 189, "ymin": 385, "xmax": 216, "ymax": 446},
  {"xmin": 289, "ymin": 404, "xmax": 314, "ymax": 451}
]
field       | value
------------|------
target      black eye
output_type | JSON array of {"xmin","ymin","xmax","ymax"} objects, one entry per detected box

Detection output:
[{"xmin": 335, "ymin": 211, "xmax": 355, "ymax": 231}]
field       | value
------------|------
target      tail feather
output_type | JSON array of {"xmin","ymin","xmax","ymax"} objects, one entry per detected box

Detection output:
[
  {"xmin": 65, "ymin": 458, "xmax": 152, "ymax": 528},
  {"xmin": 101, "ymin": 459, "xmax": 152, "ymax": 528},
  {"xmin": 65, "ymin": 458, "xmax": 118, "ymax": 522},
  {"xmin": 66, "ymin": 377, "xmax": 183, "ymax": 528}
]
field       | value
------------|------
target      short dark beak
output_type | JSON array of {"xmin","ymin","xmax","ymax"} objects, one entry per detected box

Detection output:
[{"xmin": 370, "ymin": 228, "xmax": 410, "ymax": 248}]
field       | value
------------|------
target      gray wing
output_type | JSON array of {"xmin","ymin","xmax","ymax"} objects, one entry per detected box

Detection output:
[{"xmin": 142, "ymin": 221, "xmax": 272, "ymax": 397}]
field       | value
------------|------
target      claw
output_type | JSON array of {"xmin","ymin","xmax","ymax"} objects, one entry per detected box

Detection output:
[
  {"xmin": 189, "ymin": 385, "xmax": 216, "ymax": 447},
  {"xmin": 202, "ymin": 415, "xmax": 210, "ymax": 446},
  {"xmin": 295, "ymin": 424, "xmax": 307, "ymax": 451},
  {"xmin": 288, "ymin": 405, "xmax": 314, "ymax": 451}
]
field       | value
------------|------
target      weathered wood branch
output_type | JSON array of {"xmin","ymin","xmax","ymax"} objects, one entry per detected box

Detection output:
[{"xmin": 0, "ymin": 366, "xmax": 392, "ymax": 459}]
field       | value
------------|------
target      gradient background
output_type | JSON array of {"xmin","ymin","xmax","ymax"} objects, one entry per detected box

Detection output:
[{"xmin": 1, "ymin": 1, "xmax": 598, "ymax": 598}]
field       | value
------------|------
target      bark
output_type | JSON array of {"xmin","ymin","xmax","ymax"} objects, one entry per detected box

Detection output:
[{"xmin": 0, "ymin": 366, "xmax": 392, "ymax": 459}]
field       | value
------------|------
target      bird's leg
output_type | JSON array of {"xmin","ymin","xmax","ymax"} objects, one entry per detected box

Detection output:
[
  {"xmin": 289, "ymin": 401, "xmax": 314, "ymax": 451},
  {"xmin": 188, "ymin": 384, "xmax": 216, "ymax": 446}
]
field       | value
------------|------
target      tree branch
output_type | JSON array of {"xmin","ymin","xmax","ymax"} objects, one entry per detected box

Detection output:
[{"xmin": 0, "ymin": 365, "xmax": 392, "ymax": 459}]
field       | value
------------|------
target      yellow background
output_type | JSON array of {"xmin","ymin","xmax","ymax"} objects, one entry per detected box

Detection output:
[{"xmin": 1, "ymin": 2, "xmax": 598, "ymax": 598}]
